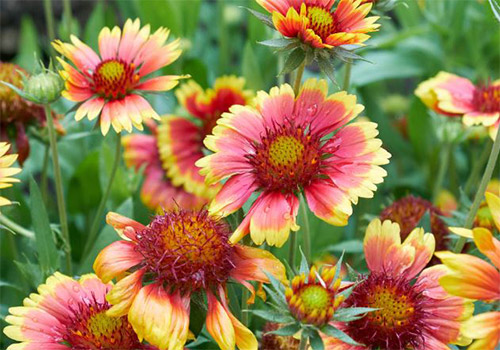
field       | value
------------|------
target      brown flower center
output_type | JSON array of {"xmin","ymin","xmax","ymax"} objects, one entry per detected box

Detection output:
[{"xmin": 93, "ymin": 59, "xmax": 139, "ymax": 99}]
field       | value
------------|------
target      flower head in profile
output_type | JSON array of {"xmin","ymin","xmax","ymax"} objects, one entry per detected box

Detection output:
[
  {"xmin": 53, "ymin": 18, "xmax": 187, "ymax": 135},
  {"xmin": 257, "ymin": 0, "xmax": 380, "ymax": 49},
  {"xmin": 415, "ymin": 72, "xmax": 500, "ymax": 139},
  {"xmin": 475, "ymin": 179, "xmax": 500, "ymax": 231},
  {"xmin": 0, "ymin": 62, "xmax": 64, "ymax": 165},
  {"xmin": 158, "ymin": 76, "xmax": 253, "ymax": 199},
  {"xmin": 122, "ymin": 121, "xmax": 207, "ymax": 211},
  {"xmin": 3, "ymin": 272, "xmax": 157, "ymax": 350},
  {"xmin": 436, "ymin": 193, "xmax": 500, "ymax": 350},
  {"xmin": 197, "ymin": 79, "xmax": 390, "ymax": 247},
  {"xmin": 0, "ymin": 142, "xmax": 21, "ymax": 206},
  {"xmin": 325, "ymin": 219, "xmax": 473, "ymax": 350},
  {"xmin": 93, "ymin": 209, "xmax": 286, "ymax": 350}
]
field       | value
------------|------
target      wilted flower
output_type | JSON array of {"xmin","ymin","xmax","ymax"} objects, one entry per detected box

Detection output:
[
  {"xmin": 197, "ymin": 79, "xmax": 390, "ymax": 247},
  {"xmin": 415, "ymin": 72, "xmax": 500, "ymax": 139},
  {"xmin": 3, "ymin": 272, "xmax": 158, "ymax": 350},
  {"xmin": 0, "ymin": 142, "xmax": 21, "ymax": 206},
  {"xmin": 93, "ymin": 209, "xmax": 286, "ymax": 350},
  {"xmin": 53, "ymin": 18, "xmax": 187, "ymax": 135},
  {"xmin": 0, "ymin": 62, "xmax": 64, "ymax": 165},
  {"xmin": 158, "ymin": 76, "xmax": 253, "ymax": 199},
  {"xmin": 326, "ymin": 219, "xmax": 473, "ymax": 350},
  {"xmin": 122, "ymin": 121, "xmax": 207, "ymax": 211}
]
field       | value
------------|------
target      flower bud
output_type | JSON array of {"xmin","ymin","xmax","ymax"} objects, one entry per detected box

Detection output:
[{"xmin": 24, "ymin": 70, "xmax": 64, "ymax": 104}]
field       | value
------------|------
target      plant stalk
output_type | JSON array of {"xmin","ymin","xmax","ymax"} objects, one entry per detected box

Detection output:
[
  {"xmin": 288, "ymin": 231, "xmax": 297, "ymax": 270},
  {"xmin": 454, "ymin": 129, "xmax": 500, "ymax": 253},
  {"xmin": 41, "ymin": 145, "xmax": 50, "ymax": 203},
  {"xmin": 300, "ymin": 194, "xmax": 311, "ymax": 262},
  {"xmin": 43, "ymin": 0, "xmax": 56, "ymax": 56},
  {"xmin": 293, "ymin": 61, "xmax": 306, "ymax": 95},
  {"xmin": 432, "ymin": 142, "xmax": 451, "ymax": 202},
  {"xmin": 62, "ymin": 0, "xmax": 73, "ymax": 37},
  {"xmin": 83, "ymin": 133, "xmax": 122, "ymax": 258},
  {"xmin": 0, "ymin": 214, "xmax": 35, "ymax": 239},
  {"xmin": 464, "ymin": 141, "xmax": 492, "ymax": 196},
  {"xmin": 342, "ymin": 60, "xmax": 352, "ymax": 91},
  {"xmin": 45, "ymin": 104, "xmax": 72, "ymax": 273}
]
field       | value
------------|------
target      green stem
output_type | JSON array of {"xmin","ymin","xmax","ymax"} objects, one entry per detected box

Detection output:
[
  {"xmin": 217, "ymin": 0, "xmax": 228, "ymax": 75},
  {"xmin": 288, "ymin": 231, "xmax": 297, "ymax": 270},
  {"xmin": 83, "ymin": 133, "xmax": 122, "ymax": 258},
  {"xmin": 45, "ymin": 104, "xmax": 72, "ymax": 273},
  {"xmin": 454, "ymin": 129, "xmax": 500, "ymax": 253},
  {"xmin": 41, "ymin": 145, "xmax": 50, "ymax": 204},
  {"xmin": 298, "ymin": 332, "xmax": 308, "ymax": 350},
  {"xmin": 240, "ymin": 234, "xmax": 250, "ymax": 326},
  {"xmin": 342, "ymin": 60, "xmax": 352, "ymax": 91},
  {"xmin": 0, "ymin": 214, "xmax": 35, "ymax": 239},
  {"xmin": 432, "ymin": 143, "xmax": 451, "ymax": 202},
  {"xmin": 293, "ymin": 61, "xmax": 306, "ymax": 95},
  {"xmin": 43, "ymin": 0, "xmax": 56, "ymax": 55},
  {"xmin": 277, "ymin": 52, "xmax": 285, "ymax": 85},
  {"xmin": 300, "ymin": 193, "xmax": 311, "ymax": 262},
  {"xmin": 62, "ymin": 0, "xmax": 73, "ymax": 36},
  {"xmin": 464, "ymin": 141, "xmax": 492, "ymax": 196}
]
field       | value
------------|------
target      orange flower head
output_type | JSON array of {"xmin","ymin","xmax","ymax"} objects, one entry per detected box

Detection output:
[
  {"xmin": 53, "ymin": 18, "xmax": 187, "ymax": 135},
  {"xmin": 380, "ymin": 195, "xmax": 449, "ymax": 256},
  {"xmin": 260, "ymin": 322, "xmax": 299, "ymax": 350},
  {"xmin": 257, "ymin": 0, "xmax": 380, "ymax": 49},
  {"xmin": 285, "ymin": 266, "xmax": 343, "ymax": 326},
  {"xmin": 136, "ymin": 209, "xmax": 234, "ymax": 291},
  {"xmin": 474, "ymin": 179, "xmax": 500, "ymax": 231}
]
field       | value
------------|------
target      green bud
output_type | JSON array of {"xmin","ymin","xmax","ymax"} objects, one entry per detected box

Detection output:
[{"xmin": 24, "ymin": 70, "xmax": 64, "ymax": 104}]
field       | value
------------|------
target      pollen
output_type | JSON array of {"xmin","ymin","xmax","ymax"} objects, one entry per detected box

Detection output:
[
  {"xmin": 87, "ymin": 311, "xmax": 125, "ymax": 338},
  {"xmin": 365, "ymin": 285, "xmax": 415, "ymax": 328},
  {"xmin": 306, "ymin": 6, "xmax": 337, "ymax": 40},
  {"xmin": 135, "ymin": 209, "xmax": 235, "ymax": 292},
  {"xmin": 269, "ymin": 136, "xmax": 305, "ymax": 167},
  {"xmin": 93, "ymin": 59, "xmax": 138, "ymax": 99}
]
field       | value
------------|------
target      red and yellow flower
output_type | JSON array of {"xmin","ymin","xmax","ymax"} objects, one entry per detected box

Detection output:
[
  {"xmin": 93, "ymin": 209, "xmax": 286, "ymax": 350},
  {"xmin": 122, "ymin": 121, "xmax": 207, "ymax": 211},
  {"xmin": 415, "ymin": 72, "xmax": 500, "ymax": 139},
  {"xmin": 53, "ymin": 18, "xmax": 187, "ymax": 135},
  {"xmin": 197, "ymin": 79, "xmax": 390, "ymax": 247},
  {"xmin": 0, "ymin": 142, "xmax": 21, "ymax": 207},
  {"xmin": 436, "ymin": 192, "xmax": 500, "ymax": 350},
  {"xmin": 0, "ymin": 62, "xmax": 64, "ymax": 165},
  {"xmin": 158, "ymin": 76, "xmax": 253, "ymax": 199},
  {"xmin": 475, "ymin": 179, "xmax": 500, "ymax": 231},
  {"xmin": 3, "ymin": 272, "xmax": 157, "ymax": 350},
  {"xmin": 257, "ymin": 0, "xmax": 380, "ymax": 49},
  {"xmin": 324, "ymin": 219, "xmax": 473, "ymax": 349}
]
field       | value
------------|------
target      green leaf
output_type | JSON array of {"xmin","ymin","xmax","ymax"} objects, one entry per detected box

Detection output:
[
  {"xmin": 251, "ymin": 309, "xmax": 295, "ymax": 323},
  {"xmin": 84, "ymin": 1, "xmax": 106, "ymax": 51},
  {"xmin": 326, "ymin": 240, "xmax": 363, "ymax": 254},
  {"xmin": 242, "ymin": 43, "xmax": 264, "ymax": 90},
  {"xmin": 15, "ymin": 16, "xmax": 40, "ymax": 71},
  {"xmin": 0, "ymin": 280, "xmax": 24, "ymax": 294},
  {"xmin": 317, "ymin": 55, "xmax": 337, "ymax": 87},
  {"xmin": 68, "ymin": 151, "xmax": 102, "ymax": 214},
  {"xmin": 182, "ymin": 58, "xmax": 208, "ymax": 88},
  {"xmin": 334, "ymin": 307, "xmax": 377, "ymax": 322},
  {"xmin": 309, "ymin": 329, "xmax": 325, "ymax": 350},
  {"xmin": 321, "ymin": 324, "xmax": 361, "ymax": 346},
  {"xmin": 299, "ymin": 246, "xmax": 309, "ymax": 276},
  {"xmin": 262, "ymin": 284, "xmax": 288, "ymax": 310},
  {"xmin": 244, "ymin": 7, "xmax": 275, "ymax": 29},
  {"xmin": 14, "ymin": 259, "xmax": 43, "ymax": 288},
  {"xmin": 29, "ymin": 177, "xmax": 60, "ymax": 277},
  {"xmin": 407, "ymin": 98, "xmax": 436, "ymax": 160},
  {"xmin": 258, "ymin": 38, "xmax": 293, "ymax": 48},
  {"xmin": 417, "ymin": 210, "xmax": 432, "ymax": 232},
  {"xmin": 267, "ymin": 323, "xmax": 301, "ymax": 336},
  {"xmin": 137, "ymin": 0, "xmax": 182, "ymax": 35},
  {"xmin": 490, "ymin": 0, "xmax": 500, "ymax": 22},
  {"xmin": 280, "ymin": 48, "xmax": 306, "ymax": 75}
]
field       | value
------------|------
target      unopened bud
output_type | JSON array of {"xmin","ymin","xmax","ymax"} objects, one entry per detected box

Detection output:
[{"xmin": 24, "ymin": 70, "xmax": 64, "ymax": 104}]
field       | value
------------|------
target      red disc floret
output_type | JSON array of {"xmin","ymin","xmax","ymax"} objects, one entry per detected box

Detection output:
[
  {"xmin": 135, "ymin": 209, "xmax": 236, "ymax": 292},
  {"xmin": 473, "ymin": 83, "xmax": 500, "ymax": 113},
  {"xmin": 92, "ymin": 59, "xmax": 139, "ymax": 100}
]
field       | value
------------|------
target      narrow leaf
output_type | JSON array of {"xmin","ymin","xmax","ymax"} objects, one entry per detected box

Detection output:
[
  {"xmin": 280, "ymin": 48, "xmax": 306, "ymax": 75},
  {"xmin": 326, "ymin": 240, "xmax": 363, "ymax": 253},
  {"xmin": 244, "ymin": 7, "xmax": 275, "ymax": 29},
  {"xmin": 267, "ymin": 323, "xmax": 301, "ymax": 336},
  {"xmin": 299, "ymin": 246, "xmax": 309, "ymax": 276},
  {"xmin": 258, "ymin": 38, "xmax": 293, "ymax": 48},
  {"xmin": 29, "ymin": 177, "xmax": 60, "ymax": 276},
  {"xmin": 317, "ymin": 55, "xmax": 337, "ymax": 87},
  {"xmin": 309, "ymin": 329, "xmax": 325, "ymax": 350},
  {"xmin": 251, "ymin": 309, "xmax": 295, "ymax": 323},
  {"xmin": 321, "ymin": 324, "xmax": 362, "ymax": 346},
  {"xmin": 417, "ymin": 210, "xmax": 432, "ymax": 232}
]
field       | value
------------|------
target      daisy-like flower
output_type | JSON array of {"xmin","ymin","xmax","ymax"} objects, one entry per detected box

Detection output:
[
  {"xmin": 324, "ymin": 219, "xmax": 473, "ymax": 350},
  {"xmin": 3, "ymin": 272, "xmax": 157, "ymax": 350},
  {"xmin": 415, "ymin": 72, "xmax": 500, "ymax": 139},
  {"xmin": 475, "ymin": 179, "xmax": 500, "ymax": 231},
  {"xmin": 122, "ymin": 121, "xmax": 207, "ymax": 211},
  {"xmin": 0, "ymin": 62, "xmax": 64, "ymax": 165},
  {"xmin": 380, "ymin": 195, "xmax": 450, "ymax": 261},
  {"xmin": 0, "ymin": 142, "xmax": 21, "ymax": 206},
  {"xmin": 158, "ymin": 76, "xmax": 253, "ymax": 199},
  {"xmin": 197, "ymin": 79, "xmax": 390, "ymax": 247},
  {"xmin": 53, "ymin": 18, "xmax": 187, "ymax": 135},
  {"xmin": 435, "ymin": 193, "xmax": 500, "ymax": 350},
  {"xmin": 93, "ymin": 209, "xmax": 286, "ymax": 350},
  {"xmin": 257, "ymin": 0, "xmax": 380, "ymax": 49}
]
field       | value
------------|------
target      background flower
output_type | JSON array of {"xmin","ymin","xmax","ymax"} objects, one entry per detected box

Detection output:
[{"xmin": 0, "ymin": 142, "xmax": 21, "ymax": 206}]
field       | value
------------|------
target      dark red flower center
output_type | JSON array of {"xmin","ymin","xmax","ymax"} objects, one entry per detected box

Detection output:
[
  {"xmin": 135, "ymin": 209, "xmax": 235, "ymax": 292},
  {"xmin": 93, "ymin": 59, "xmax": 139, "ymax": 100},
  {"xmin": 248, "ymin": 124, "xmax": 323, "ymax": 193},
  {"xmin": 344, "ymin": 274, "xmax": 429, "ymax": 350},
  {"xmin": 64, "ymin": 295, "xmax": 143, "ymax": 349},
  {"xmin": 306, "ymin": 6, "xmax": 337, "ymax": 41},
  {"xmin": 473, "ymin": 83, "xmax": 500, "ymax": 113}
]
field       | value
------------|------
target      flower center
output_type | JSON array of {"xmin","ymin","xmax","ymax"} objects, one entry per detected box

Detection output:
[
  {"xmin": 93, "ymin": 59, "xmax": 139, "ymax": 99},
  {"xmin": 299, "ymin": 285, "xmax": 332, "ymax": 311},
  {"xmin": 306, "ymin": 6, "xmax": 336, "ymax": 40},
  {"xmin": 248, "ymin": 125, "xmax": 322, "ymax": 192},
  {"xmin": 136, "ymin": 209, "xmax": 235, "ymax": 292},
  {"xmin": 473, "ymin": 83, "xmax": 500, "ymax": 113},
  {"xmin": 344, "ymin": 274, "xmax": 428, "ymax": 349},
  {"xmin": 65, "ymin": 298, "xmax": 141, "ymax": 349}
]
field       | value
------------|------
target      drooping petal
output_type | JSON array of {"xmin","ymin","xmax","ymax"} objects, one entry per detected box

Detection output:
[
  {"xmin": 106, "ymin": 212, "xmax": 146, "ymax": 241},
  {"xmin": 206, "ymin": 291, "xmax": 236, "ymax": 350},
  {"xmin": 304, "ymin": 180, "xmax": 353, "ymax": 226},
  {"xmin": 106, "ymin": 269, "xmax": 145, "ymax": 317},
  {"xmin": 93, "ymin": 241, "xmax": 143, "ymax": 283}
]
